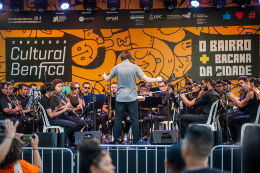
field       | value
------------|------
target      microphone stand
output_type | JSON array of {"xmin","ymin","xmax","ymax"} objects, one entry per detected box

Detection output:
[
  {"xmin": 90, "ymin": 88, "xmax": 96, "ymax": 131},
  {"xmin": 32, "ymin": 89, "xmax": 35, "ymax": 133},
  {"xmin": 177, "ymin": 86, "xmax": 187, "ymax": 140}
]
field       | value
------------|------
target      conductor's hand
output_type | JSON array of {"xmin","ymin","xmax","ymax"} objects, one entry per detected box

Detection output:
[
  {"xmin": 102, "ymin": 72, "xmax": 107, "ymax": 79},
  {"xmin": 156, "ymin": 76, "xmax": 163, "ymax": 82}
]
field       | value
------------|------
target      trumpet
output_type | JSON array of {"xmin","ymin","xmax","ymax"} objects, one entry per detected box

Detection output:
[{"xmin": 8, "ymin": 93, "xmax": 27, "ymax": 122}]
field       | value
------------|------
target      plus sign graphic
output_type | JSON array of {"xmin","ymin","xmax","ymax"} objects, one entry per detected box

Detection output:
[{"xmin": 200, "ymin": 54, "xmax": 209, "ymax": 64}]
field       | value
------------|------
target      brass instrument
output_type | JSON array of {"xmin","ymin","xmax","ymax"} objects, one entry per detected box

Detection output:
[
  {"xmin": 174, "ymin": 90, "xmax": 197, "ymax": 98},
  {"xmin": 108, "ymin": 94, "xmax": 113, "ymax": 119},
  {"xmin": 8, "ymin": 93, "xmax": 27, "ymax": 122}
]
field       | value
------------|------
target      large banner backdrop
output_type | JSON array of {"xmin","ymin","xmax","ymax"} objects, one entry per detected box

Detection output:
[{"xmin": 1, "ymin": 4, "xmax": 260, "ymax": 93}]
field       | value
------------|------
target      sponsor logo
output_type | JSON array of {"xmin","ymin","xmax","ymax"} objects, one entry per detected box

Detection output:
[
  {"xmin": 79, "ymin": 16, "xmax": 84, "ymax": 22},
  {"xmin": 130, "ymin": 11, "xmax": 145, "ymax": 14},
  {"xmin": 167, "ymin": 15, "xmax": 182, "ymax": 19},
  {"xmin": 53, "ymin": 16, "xmax": 67, "ymax": 22},
  {"xmin": 106, "ymin": 16, "xmax": 118, "ymax": 21},
  {"xmin": 149, "ymin": 14, "xmax": 163, "ymax": 20},
  {"xmin": 223, "ymin": 12, "xmax": 231, "ymax": 20},
  {"xmin": 182, "ymin": 12, "xmax": 191, "ymax": 19},
  {"xmin": 130, "ymin": 15, "xmax": 144, "ymax": 19}
]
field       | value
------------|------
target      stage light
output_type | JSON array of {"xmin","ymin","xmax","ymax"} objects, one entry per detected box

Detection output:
[
  {"xmin": 0, "ymin": 0, "xmax": 4, "ymax": 10},
  {"xmin": 34, "ymin": 0, "xmax": 47, "ymax": 12},
  {"xmin": 213, "ymin": 0, "xmax": 226, "ymax": 9},
  {"xmin": 59, "ymin": 0, "xmax": 71, "ymax": 10},
  {"xmin": 164, "ymin": 0, "xmax": 177, "ymax": 11},
  {"xmin": 236, "ymin": 0, "xmax": 250, "ymax": 8},
  {"xmin": 190, "ymin": 0, "xmax": 200, "ymax": 8},
  {"xmin": 107, "ymin": 0, "xmax": 120, "ymax": 11},
  {"xmin": 83, "ymin": 0, "xmax": 96, "ymax": 12},
  {"xmin": 140, "ymin": 0, "xmax": 153, "ymax": 11},
  {"xmin": 11, "ymin": 0, "xmax": 23, "ymax": 12}
]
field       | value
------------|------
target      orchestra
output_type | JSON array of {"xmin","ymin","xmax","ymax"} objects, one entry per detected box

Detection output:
[{"xmin": 1, "ymin": 74, "xmax": 259, "ymax": 145}]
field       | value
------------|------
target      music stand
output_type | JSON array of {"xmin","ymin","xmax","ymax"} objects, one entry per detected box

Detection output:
[
  {"xmin": 140, "ymin": 96, "xmax": 163, "ymax": 141},
  {"xmin": 88, "ymin": 96, "xmax": 105, "ymax": 131}
]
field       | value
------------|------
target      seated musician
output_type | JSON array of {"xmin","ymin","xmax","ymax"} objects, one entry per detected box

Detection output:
[
  {"xmin": 181, "ymin": 82, "xmax": 193, "ymax": 115},
  {"xmin": 228, "ymin": 78, "xmax": 260, "ymax": 144},
  {"xmin": 82, "ymin": 82, "xmax": 91, "ymax": 97},
  {"xmin": 27, "ymin": 83, "xmax": 37, "ymax": 95},
  {"xmin": 0, "ymin": 82, "xmax": 24, "ymax": 133},
  {"xmin": 40, "ymin": 82, "xmax": 77, "ymax": 144},
  {"xmin": 180, "ymin": 77, "xmax": 220, "ymax": 137},
  {"xmin": 50, "ymin": 79, "xmax": 85, "ymax": 131},
  {"xmin": 143, "ymin": 79, "xmax": 178, "ymax": 140},
  {"xmin": 219, "ymin": 76, "xmax": 251, "ymax": 133},
  {"xmin": 66, "ymin": 81, "xmax": 92, "ymax": 130}
]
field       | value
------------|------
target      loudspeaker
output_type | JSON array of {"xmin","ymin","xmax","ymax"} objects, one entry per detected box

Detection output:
[
  {"xmin": 152, "ymin": 130, "xmax": 178, "ymax": 144},
  {"xmin": 36, "ymin": 132, "xmax": 58, "ymax": 147},
  {"xmin": 75, "ymin": 131, "xmax": 102, "ymax": 145}
]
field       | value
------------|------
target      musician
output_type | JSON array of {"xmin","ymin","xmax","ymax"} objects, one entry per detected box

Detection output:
[
  {"xmin": 143, "ymin": 79, "xmax": 178, "ymax": 140},
  {"xmin": 82, "ymin": 82, "xmax": 91, "ymax": 96},
  {"xmin": 103, "ymin": 50, "xmax": 162, "ymax": 144},
  {"xmin": 0, "ymin": 82, "xmax": 24, "ymax": 133},
  {"xmin": 219, "ymin": 76, "xmax": 251, "ymax": 130},
  {"xmin": 180, "ymin": 77, "xmax": 220, "ymax": 137},
  {"xmin": 40, "ymin": 82, "xmax": 77, "ymax": 144},
  {"xmin": 182, "ymin": 82, "xmax": 193, "ymax": 115},
  {"xmin": 190, "ymin": 81, "xmax": 203, "ymax": 115},
  {"xmin": 215, "ymin": 80, "xmax": 224, "ymax": 96},
  {"xmin": 66, "ymin": 81, "xmax": 92, "ymax": 130},
  {"xmin": 229, "ymin": 77, "xmax": 260, "ymax": 144},
  {"xmin": 28, "ymin": 83, "xmax": 37, "ymax": 95}
]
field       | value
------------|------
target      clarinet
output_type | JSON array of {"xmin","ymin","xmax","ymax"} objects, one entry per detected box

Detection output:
[{"xmin": 8, "ymin": 93, "xmax": 27, "ymax": 122}]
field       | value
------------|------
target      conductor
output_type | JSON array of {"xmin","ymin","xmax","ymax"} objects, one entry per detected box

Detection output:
[{"xmin": 103, "ymin": 50, "xmax": 162, "ymax": 144}]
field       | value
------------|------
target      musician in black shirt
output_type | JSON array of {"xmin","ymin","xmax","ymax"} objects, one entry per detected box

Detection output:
[
  {"xmin": 0, "ymin": 82, "xmax": 24, "ymax": 133},
  {"xmin": 180, "ymin": 77, "xmax": 220, "ymax": 137},
  {"xmin": 40, "ymin": 83, "xmax": 77, "ymax": 144}
]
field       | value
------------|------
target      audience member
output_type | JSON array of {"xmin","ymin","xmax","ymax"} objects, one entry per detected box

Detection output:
[
  {"xmin": 78, "ymin": 138, "xmax": 115, "ymax": 173},
  {"xmin": 181, "ymin": 125, "xmax": 228, "ymax": 173},
  {"xmin": 165, "ymin": 143, "xmax": 185, "ymax": 173}
]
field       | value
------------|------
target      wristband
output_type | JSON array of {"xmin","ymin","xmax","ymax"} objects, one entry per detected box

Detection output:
[{"xmin": 5, "ymin": 135, "xmax": 13, "ymax": 140}]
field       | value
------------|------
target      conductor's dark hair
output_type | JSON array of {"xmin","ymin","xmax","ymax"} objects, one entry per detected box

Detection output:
[
  {"xmin": 202, "ymin": 77, "xmax": 213, "ymax": 87},
  {"xmin": 120, "ymin": 50, "xmax": 133, "ymax": 61},
  {"xmin": 78, "ymin": 139, "xmax": 103, "ymax": 173},
  {"xmin": 40, "ymin": 82, "xmax": 55, "ymax": 95},
  {"xmin": 18, "ymin": 83, "xmax": 27, "ymax": 91}
]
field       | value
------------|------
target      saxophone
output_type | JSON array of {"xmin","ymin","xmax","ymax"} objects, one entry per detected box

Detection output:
[{"xmin": 108, "ymin": 93, "xmax": 113, "ymax": 119}]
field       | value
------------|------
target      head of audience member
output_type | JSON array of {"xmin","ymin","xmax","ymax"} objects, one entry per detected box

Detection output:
[
  {"xmin": 5, "ymin": 82, "xmax": 14, "ymax": 96},
  {"xmin": 165, "ymin": 144, "xmax": 185, "ymax": 173},
  {"xmin": 111, "ymin": 82, "xmax": 117, "ymax": 96},
  {"xmin": 52, "ymin": 79, "xmax": 63, "ymax": 94},
  {"xmin": 140, "ymin": 84, "xmax": 148, "ymax": 95},
  {"xmin": 120, "ymin": 50, "xmax": 133, "ymax": 62},
  {"xmin": 78, "ymin": 138, "xmax": 115, "ymax": 173},
  {"xmin": 215, "ymin": 80, "xmax": 224, "ymax": 94},
  {"xmin": 186, "ymin": 82, "xmax": 192, "ymax": 91},
  {"xmin": 168, "ymin": 84, "xmax": 175, "ymax": 93},
  {"xmin": 181, "ymin": 125, "xmax": 213, "ymax": 168},
  {"xmin": 82, "ymin": 82, "xmax": 91, "ymax": 95},
  {"xmin": 246, "ymin": 77, "xmax": 260, "ymax": 91},
  {"xmin": 243, "ymin": 128, "xmax": 260, "ymax": 173},
  {"xmin": 158, "ymin": 79, "xmax": 167, "ymax": 93},
  {"xmin": 0, "ymin": 82, "xmax": 7, "ymax": 98},
  {"xmin": 192, "ymin": 81, "xmax": 201, "ymax": 93},
  {"xmin": 201, "ymin": 77, "xmax": 213, "ymax": 92},
  {"xmin": 70, "ymin": 81, "xmax": 80, "ymax": 95},
  {"xmin": 40, "ymin": 82, "xmax": 55, "ymax": 97},
  {"xmin": 237, "ymin": 76, "xmax": 248, "ymax": 92},
  {"xmin": 0, "ymin": 135, "xmax": 22, "ymax": 169},
  {"xmin": 18, "ymin": 83, "xmax": 28, "ymax": 97}
]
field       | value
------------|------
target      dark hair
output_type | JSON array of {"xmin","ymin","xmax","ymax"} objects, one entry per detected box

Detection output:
[
  {"xmin": 202, "ymin": 77, "xmax": 213, "ymax": 87},
  {"xmin": 139, "ymin": 81, "xmax": 145, "ymax": 85},
  {"xmin": 215, "ymin": 80, "xmax": 223, "ymax": 85},
  {"xmin": 0, "ymin": 82, "xmax": 6, "ymax": 99},
  {"xmin": 184, "ymin": 125, "xmax": 213, "ymax": 159},
  {"xmin": 243, "ymin": 128, "xmax": 260, "ymax": 173},
  {"xmin": 186, "ymin": 82, "xmax": 192, "ymax": 86},
  {"xmin": 238, "ymin": 76, "xmax": 248, "ymax": 82},
  {"xmin": 167, "ymin": 143, "xmax": 185, "ymax": 172},
  {"xmin": 52, "ymin": 79, "xmax": 63, "ymax": 86},
  {"xmin": 40, "ymin": 82, "xmax": 55, "ymax": 95},
  {"xmin": 168, "ymin": 84, "xmax": 174, "ymax": 91},
  {"xmin": 159, "ymin": 79, "xmax": 167, "ymax": 86},
  {"xmin": 5, "ymin": 82, "xmax": 13, "ymax": 87},
  {"xmin": 70, "ymin": 81, "xmax": 80, "ymax": 91},
  {"xmin": 140, "ymin": 83, "xmax": 148, "ymax": 89},
  {"xmin": 82, "ymin": 82, "xmax": 90, "ymax": 87},
  {"xmin": 18, "ymin": 83, "xmax": 27, "ymax": 91},
  {"xmin": 78, "ymin": 139, "xmax": 103, "ymax": 173},
  {"xmin": 0, "ymin": 135, "xmax": 22, "ymax": 169},
  {"xmin": 29, "ymin": 83, "xmax": 37, "ymax": 88},
  {"xmin": 247, "ymin": 77, "xmax": 260, "ymax": 88},
  {"xmin": 120, "ymin": 50, "xmax": 133, "ymax": 61},
  {"xmin": 111, "ymin": 82, "xmax": 117, "ymax": 85}
]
